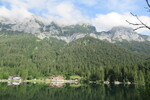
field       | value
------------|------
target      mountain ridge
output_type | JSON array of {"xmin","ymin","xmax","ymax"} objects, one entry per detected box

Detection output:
[{"xmin": 0, "ymin": 15, "xmax": 150, "ymax": 43}]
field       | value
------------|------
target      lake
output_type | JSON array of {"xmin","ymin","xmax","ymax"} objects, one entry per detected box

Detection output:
[{"xmin": 0, "ymin": 82, "xmax": 149, "ymax": 100}]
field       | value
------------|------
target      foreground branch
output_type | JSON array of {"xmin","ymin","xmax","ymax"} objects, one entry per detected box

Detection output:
[
  {"xmin": 126, "ymin": 12, "xmax": 150, "ymax": 31},
  {"xmin": 146, "ymin": 0, "xmax": 150, "ymax": 8},
  {"xmin": 126, "ymin": 0, "xmax": 150, "ymax": 31}
]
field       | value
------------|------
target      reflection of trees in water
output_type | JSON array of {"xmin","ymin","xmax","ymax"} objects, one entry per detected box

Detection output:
[
  {"xmin": 105, "ymin": 84, "xmax": 142, "ymax": 100},
  {"xmin": 7, "ymin": 82, "xmax": 21, "ymax": 86},
  {"xmin": 0, "ymin": 83, "xmax": 148, "ymax": 100},
  {"xmin": 138, "ymin": 85, "xmax": 150, "ymax": 100}
]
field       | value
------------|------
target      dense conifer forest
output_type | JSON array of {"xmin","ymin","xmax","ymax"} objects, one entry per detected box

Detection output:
[{"xmin": 0, "ymin": 32, "xmax": 150, "ymax": 83}]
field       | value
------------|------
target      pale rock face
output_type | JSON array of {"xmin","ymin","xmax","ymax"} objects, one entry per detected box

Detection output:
[
  {"xmin": 147, "ymin": 37, "xmax": 150, "ymax": 41},
  {"xmin": 109, "ymin": 27, "xmax": 145, "ymax": 42},
  {"xmin": 0, "ymin": 16, "xmax": 11, "ymax": 24},
  {"xmin": 36, "ymin": 33, "xmax": 46, "ymax": 39},
  {"xmin": 0, "ymin": 15, "xmax": 150, "ymax": 43},
  {"xmin": 96, "ymin": 32, "xmax": 112, "ymax": 42},
  {"xmin": 52, "ymin": 33, "xmax": 86, "ymax": 43},
  {"xmin": 88, "ymin": 27, "xmax": 147, "ymax": 42}
]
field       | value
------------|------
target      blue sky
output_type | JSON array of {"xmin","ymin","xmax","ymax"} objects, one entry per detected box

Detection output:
[
  {"xmin": 0, "ymin": 0, "xmax": 150, "ymax": 35},
  {"xmin": 0, "ymin": 0, "xmax": 148, "ymax": 17}
]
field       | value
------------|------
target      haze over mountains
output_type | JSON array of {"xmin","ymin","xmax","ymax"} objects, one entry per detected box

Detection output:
[{"xmin": 0, "ymin": 15, "xmax": 150, "ymax": 43}]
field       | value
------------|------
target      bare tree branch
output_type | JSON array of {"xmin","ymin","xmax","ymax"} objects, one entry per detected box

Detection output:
[
  {"xmin": 126, "ymin": 0, "xmax": 150, "ymax": 31},
  {"xmin": 126, "ymin": 13, "xmax": 150, "ymax": 30},
  {"xmin": 134, "ymin": 26, "xmax": 145, "ymax": 31},
  {"xmin": 146, "ymin": 0, "xmax": 150, "ymax": 8},
  {"xmin": 144, "ymin": 7, "xmax": 150, "ymax": 12},
  {"xmin": 126, "ymin": 20, "xmax": 142, "ymax": 26},
  {"xmin": 130, "ymin": 12, "xmax": 150, "ymax": 30},
  {"xmin": 126, "ymin": 20, "xmax": 146, "ymax": 30}
]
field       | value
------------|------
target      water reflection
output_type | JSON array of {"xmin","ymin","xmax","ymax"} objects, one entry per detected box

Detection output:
[
  {"xmin": 8, "ymin": 81, "xmax": 21, "ymax": 86},
  {"xmin": 0, "ymin": 82, "xmax": 149, "ymax": 100},
  {"xmin": 46, "ymin": 82, "xmax": 65, "ymax": 88}
]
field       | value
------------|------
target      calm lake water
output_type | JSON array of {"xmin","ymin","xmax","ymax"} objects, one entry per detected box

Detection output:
[{"xmin": 0, "ymin": 82, "xmax": 149, "ymax": 100}]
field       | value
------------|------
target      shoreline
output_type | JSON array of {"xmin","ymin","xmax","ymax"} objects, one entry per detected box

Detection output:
[
  {"xmin": 0, "ymin": 79, "xmax": 79, "ymax": 83},
  {"xmin": 0, "ymin": 79, "xmax": 146, "ymax": 85}
]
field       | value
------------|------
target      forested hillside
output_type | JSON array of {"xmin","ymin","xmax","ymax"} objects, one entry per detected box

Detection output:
[
  {"xmin": 0, "ymin": 32, "xmax": 66, "ymax": 79},
  {"xmin": 117, "ymin": 41, "xmax": 150, "ymax": 58},
  {"xmin": 0, "ymin": 32, "xmax": 149, "ymax": 83}
]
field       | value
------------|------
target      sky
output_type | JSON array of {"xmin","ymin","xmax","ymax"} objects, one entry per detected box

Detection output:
[{"xmin": 0, "ymin": 0, "xmax": 150, "ymax": 35}]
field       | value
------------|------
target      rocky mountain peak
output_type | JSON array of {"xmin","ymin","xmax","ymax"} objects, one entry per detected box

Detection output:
[
  {"xmin": 105, "ymin": 26, "xmax": 146, "ymax": 42},
  {"xmin": 110, "ymin": 26, "xmax": 134, "ymax": 34},
  {"xmin": 0, "ymin": 15, "xmax": 150, "ymax": 42}
]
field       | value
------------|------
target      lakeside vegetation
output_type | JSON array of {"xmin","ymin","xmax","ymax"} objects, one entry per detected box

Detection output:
[{"xmin": 0, "ymin": 32, "xmax": 150, "ymax": 83}]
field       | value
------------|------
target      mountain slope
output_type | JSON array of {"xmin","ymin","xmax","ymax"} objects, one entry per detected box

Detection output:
[
  {"xmin": 0, "ymin": 32, "xmax": 66, "ymax": 79},
  {"xmin": 0, "ymin": 16, "xmax": 150, "ymax": 82},
  {"xmin": 0, "ymin": 16, "xmax": 150, "ymax": 42},
  {"xmin": 57, "ymin": 36, "xmax": 142, "ymax": 67},
  {"xmin": 55, "ymin": 36, "xmax": 147, "ymax": 81},
  {"xmin": 116, "ymin": 41, "xmax": 150, "ymax": 58},
  {"xmin": 0, "ymin": 32, "xmax": 149, "ymax": 82}
]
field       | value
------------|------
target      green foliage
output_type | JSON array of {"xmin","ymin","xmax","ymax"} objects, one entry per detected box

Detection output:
[
  {"xmin": 59, "ymin": 24, "xmax": 96, "ymax": 36},
  {"xmin": 70, "ymin": 75, "xmax": 81, "ymax": 79},
  {"xmin": 0, "ymin": 32, "xmax": 149, "ymax": 83},
  {"xmin": 116, "ymin": 41, "xmax": 150, "ymax": 58}
]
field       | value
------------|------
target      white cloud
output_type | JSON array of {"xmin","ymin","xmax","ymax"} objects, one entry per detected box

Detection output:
[
  {"xmin": 0, "ymin": 0, "xmax": 89, "ymax": 24},
  {"xmin": 91, "ymin": 12, "xmax": 150, "ymax": 34},
  {"xmin": 0, "ymin": 0, "xmax": 150, "ymax": 35},
  {"xmin": 55, "ymin": 3, "xmax": 77, "ymax": 18},
  {"xmin": 50, "ymin": 2, "xmax": 89, "ymax": 25},
  {"xmin": 0, "ymin": 6, "xmax": 32, "ymax": 20}
]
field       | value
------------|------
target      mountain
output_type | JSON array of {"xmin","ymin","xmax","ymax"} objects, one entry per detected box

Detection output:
[
  {"xmin": 57, "ymin": 36, "xmax": 142, "ymax": 67},
  {"xmin": 0, "ymin": 15, "xmax": 150, "ymax": 42},
  {"xmin": 0, "ymin": 15, "xmax": 150, "ymax": 82},
  {"xmin": 116, "ymin": 41, "xmax": 150, "ymax": 58},
  {"xmin": 0, "ymin": 33, "xmax": 146, "ymax": 82},
  {"xmin": 101, "ymin": 26, "xmax": 149, "ymax": 42},
  {"xmin": 1, "ymin": 15, "xmax": 150, "ymax": 58}
]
